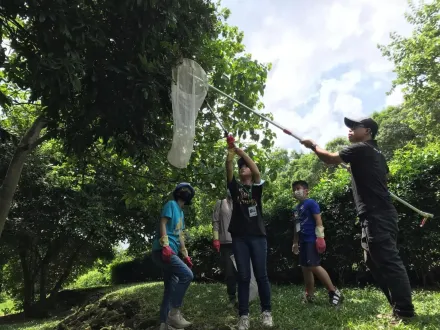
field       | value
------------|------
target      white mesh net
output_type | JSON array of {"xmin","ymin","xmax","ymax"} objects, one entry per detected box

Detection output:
[{"xmin": 167, "ymin": 58, "xmax": 208, "ymax": 168}]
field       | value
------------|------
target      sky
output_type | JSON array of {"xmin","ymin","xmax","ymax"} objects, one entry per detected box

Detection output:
[{"xmin": 220, "ymin": 0, "xmax": 423, "ymax": 152}]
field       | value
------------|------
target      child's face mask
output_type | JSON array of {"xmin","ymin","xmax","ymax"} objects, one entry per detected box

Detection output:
[
  {"xmin": 177, "ymin": 188, "xmax": 194, "ymax": 205},
  {"xmin": 294, "ymin": 189, "xmax": 306, "ymax": 200}
]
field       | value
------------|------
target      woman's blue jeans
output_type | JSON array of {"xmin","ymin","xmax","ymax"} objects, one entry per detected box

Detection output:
[
  {"xmin": 232, "ymin": 236, "xmax": 271, "ymax": 316},
  {"xmin": 152, "ymin": 250, "xmax": 194, "ymax": 322}
]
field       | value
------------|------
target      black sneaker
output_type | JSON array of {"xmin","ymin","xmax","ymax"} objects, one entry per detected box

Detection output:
[
  {"xmin": 393, "ymin": 311, "xmax": 416, "ymax": 324},
  {"xmin": 329, "ymin": 288, "xmax": 344, "ymax": 306}
]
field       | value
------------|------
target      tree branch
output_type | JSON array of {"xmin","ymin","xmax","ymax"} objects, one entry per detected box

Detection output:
[
  {"xmin": 12, "ymin": 102, "xmax": 41, "ymax": 106},
  {"xmin": 18, "ymin": 116, "xmax": 48, "ymax": 151},
  {"xmin": 30, "ymin": 132, "xmax": 53, "ymax": 150}
]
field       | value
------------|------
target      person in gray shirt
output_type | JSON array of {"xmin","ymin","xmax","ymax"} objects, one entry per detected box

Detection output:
[{"xmin": 212, "ymin": 190, "xmax": 237, "ymax": 306}]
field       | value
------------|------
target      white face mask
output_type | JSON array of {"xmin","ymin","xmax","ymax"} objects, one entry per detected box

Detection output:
[{"xmin": 294, "ymin": 189, "xmax": 306, "ymax": 200}]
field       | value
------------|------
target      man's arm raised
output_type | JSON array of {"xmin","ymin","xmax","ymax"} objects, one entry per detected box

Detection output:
[{"xmin": 300, "ymin": 139, "xmax": 344, "ymax": 165}]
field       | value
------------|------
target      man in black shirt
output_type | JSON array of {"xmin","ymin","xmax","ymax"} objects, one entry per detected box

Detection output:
[
  {"xmin": 301, "ymin": 117, "xmax": 415, "ymax": 321},
  {"xmin": 226, "ymin": 140, "xmax": 273, "ymax": 330}
]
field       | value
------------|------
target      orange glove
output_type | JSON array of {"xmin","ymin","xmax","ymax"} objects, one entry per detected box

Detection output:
[
  {"xmin": 162, "ymin": 246, "xmax": 175, "ymax": 263},
  {"xmin": 226, "ymin": 135, "xmax": 235, "ymax": 149},
  {"xmin": 213, "ymin": 239, "xmax": 220, "ymax": 252},
  {"xmin": 316, "ymin": 237, "xmax": 326, "ymax": 254}
]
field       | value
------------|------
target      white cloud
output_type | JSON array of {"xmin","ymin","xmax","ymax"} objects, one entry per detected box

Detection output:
[
  {"xmin": 220, "ymin": 0, "xmax": 421, "ymax": 150},
  {"xmin": 385, "ymin": 85, "xmax": 404, "ymax": 107},
  {"xmin": 373, "ymin": 81, "xmax": 383, "ymax": 90},
  {"xmin": 270, "ymin": 69, "xmax": 364, "ymax": 150}
]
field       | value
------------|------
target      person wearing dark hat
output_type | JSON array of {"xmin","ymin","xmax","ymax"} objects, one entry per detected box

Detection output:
[
  {"xmin": 225, "ymin": 137, "xmax": 273, "ymax": 330},
  {"xmin": 300, "ymin": 117, "xmax": 415, "ymax": 322},
  {"xmin": 152, "ymin": 182, "xmax": 196, "ymax": 330}
]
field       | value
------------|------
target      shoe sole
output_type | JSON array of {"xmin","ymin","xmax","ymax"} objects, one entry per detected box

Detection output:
[{"xmin": 167, "ymin": 321, "xmax": 192, "ymax": 329}]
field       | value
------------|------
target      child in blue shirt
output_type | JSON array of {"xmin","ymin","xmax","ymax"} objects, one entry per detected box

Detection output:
[
  {"xmin": 152, "ymin": 182, "xmax": 195, "ymax": 330},
  {"xmin": 291, "ymin": 180, "xmax": 343, "ymax": 306}
]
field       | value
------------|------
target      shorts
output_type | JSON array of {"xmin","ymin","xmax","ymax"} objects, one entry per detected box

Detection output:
[{"xmin": 299, "ymin": 242, "xmax": 321, "ymax": 267}]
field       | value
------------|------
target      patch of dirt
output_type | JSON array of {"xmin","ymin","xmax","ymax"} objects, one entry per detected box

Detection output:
[{"xmin": 55, "ymin": 298, "xmax": 158, "ymax": 330}]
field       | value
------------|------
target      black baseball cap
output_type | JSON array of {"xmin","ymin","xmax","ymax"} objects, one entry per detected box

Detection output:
[{"xmin": 344, "ymin": 117, "xmax": 379, "ymax": 138}]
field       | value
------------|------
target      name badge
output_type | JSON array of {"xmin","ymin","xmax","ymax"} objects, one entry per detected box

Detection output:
[
  {"xmin": 296, "ymin": 223, "xmax": 300, "ymax": 232},
  {"xmin": 248, "ymin": 205, "xmax": 257, "ymax": 217}
]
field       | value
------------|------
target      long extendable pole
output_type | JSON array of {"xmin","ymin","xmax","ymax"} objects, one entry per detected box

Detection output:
[{"xmin": 205, "ymin": 82, "xmax": 434, "ymax": 224}]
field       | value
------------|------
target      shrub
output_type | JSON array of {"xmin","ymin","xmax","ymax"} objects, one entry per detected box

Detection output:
[{"xmin": 71, "ymin": 269, "xmax": 110, "ymax": 289}]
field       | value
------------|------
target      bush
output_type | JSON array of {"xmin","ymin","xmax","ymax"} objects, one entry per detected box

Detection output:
[
  {"xmin": 69, "ymin": 248, "xmax": 135, "ymax": 289},
  {"xmin": 110, "ymin": 254, "xmax": 163, "ymax": 284},
  {"xmin": 70, "ymin": 269, "xmax": 109, "ymax": 289},
  {"xmin": 111, "ymin": 226, "xmax": 222, "ymax": 285}
]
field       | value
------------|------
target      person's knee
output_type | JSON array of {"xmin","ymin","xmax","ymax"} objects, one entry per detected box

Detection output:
[
  {"xmin": 254, "ymin": 272, "xmax": 268, "ymax": 283},
  {"xmin": 371, "ymin": 250, "xmax": 406, "ymax": 274},
  {"xmin": 302, "ymin": 266, "xmax": 314, "ymax": 273},
  {"xmin": 308, "ymin": 266, "xmax": 322, "ymax": 273},
  {"xmin": 181, "ymin": 269, "xmax": 194, "ymax": 283},
  {"xmin": 237, "ymin": 272, "xmax": 251, "ymax": 283}
]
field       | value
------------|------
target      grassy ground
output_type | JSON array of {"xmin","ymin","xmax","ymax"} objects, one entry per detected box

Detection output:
[
  {"xmin": 0, "ymin": 300, "xmax": 16, "ymax": 317},
  {"xmin": 1, "ymin": 283, "xmax": 439, "ymax": 330}
]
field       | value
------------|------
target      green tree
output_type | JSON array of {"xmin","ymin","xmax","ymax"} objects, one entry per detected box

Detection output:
[
  {"xmin": 0, "ymin": 2, "xmax": 274, "ymax": 238},
  {"xmin": 372, "ymin": 106, "xmax": 416, "ymax": 160},
  {"xmin": 380, "ymin": 0, "xmax": 440, "ymax": 138}
]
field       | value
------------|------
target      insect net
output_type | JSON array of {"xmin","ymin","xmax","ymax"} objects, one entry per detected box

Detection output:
[{"xmin": 167, "ymin": 58, "xmax": 208, "ymax": 168}]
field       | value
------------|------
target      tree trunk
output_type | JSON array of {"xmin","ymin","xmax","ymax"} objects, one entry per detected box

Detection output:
[
  {"xmin": 48, "ymin": 231, "xmax": 94, "ymax": 302},
  {"xmin": 38, "ymin": 237, "xmax": 64, "ymax": 307},
  {"xmin": 0, "ymin": 116, "xmax": 47, "ymax": 239},
  {"xmin": 39, "ymin": 262, "xmax": 47, "ymax": 304},
  {"xmin": 18, "ymin": 245, "xmax": 34, "ymax": 317}
]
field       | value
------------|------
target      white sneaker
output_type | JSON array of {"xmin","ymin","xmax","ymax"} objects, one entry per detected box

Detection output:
[
  {"xmin": 167, "ymin": 309, "xmax": 192, "ymax": 329},
  {"xmin": 261, "ymin": 311, "xmax": 273, "ymax": 327},
  {"xmin": 160, "ymin": 323, "xmax": 183, "ymax": 330},
  {"xmin": 238, "ymin": 315, "xmax": 250, "ymax": 330}
]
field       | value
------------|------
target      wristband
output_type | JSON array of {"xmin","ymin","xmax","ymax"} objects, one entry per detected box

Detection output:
[
  {"xmin": 160, "ymin": 235, "xmax": 169, "ymax": 247},
  {"xmin": 213, "ymin": 231, "xmax": 219, "ymax": 240},
  {"xmin": 315, "ymin": 226, "xmax": 325, "ymax": 238},
  {"xmin": 180, "ymin": 247, "xmax": 189, "ymax": 258},
  {"xmin": 311, "ymin": 144, "xmax": 317, "ymax": 152}
]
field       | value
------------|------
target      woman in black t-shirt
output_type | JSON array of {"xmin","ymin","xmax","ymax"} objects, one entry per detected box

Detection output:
[{"xmin": 225, "ymin": 140, "xmax": 273, "ymax": 330}]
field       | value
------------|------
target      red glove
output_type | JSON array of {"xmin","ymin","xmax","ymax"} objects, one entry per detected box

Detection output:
[
  {"xmin": 162, "ymin": 246, "xmax": 175, "ymax": 263},
  {"xmin": 183, "ymin": 256, "xmax": 193, "ymax": 269},
  {"xmin": 226, "ymin": 135, "xmax": 235, "ymax": 149},
  {"xmin": 316, "ymin": 237, "xmax": 326, "ymax": 254},
  {"xmin": 213, "ymin": 239, "xmax": 220, "ymax": 253}
]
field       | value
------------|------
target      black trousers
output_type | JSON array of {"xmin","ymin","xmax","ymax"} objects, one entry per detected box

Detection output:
[
  {"xmin": 361, "ymin": 209, "xmax": 415, "ymax": 317},
  {"xmin": 220, "ymin": 244, "xmax": 237, "ymax": 299}
]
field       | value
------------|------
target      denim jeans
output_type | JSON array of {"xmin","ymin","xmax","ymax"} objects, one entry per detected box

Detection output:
[
  {"xmin": 232, "ymin": 236, "xmax": 271, "ymax": 316},
  {"xmin": 152, "ymin": 250, "xmax": 194, "ymax": 322}
]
